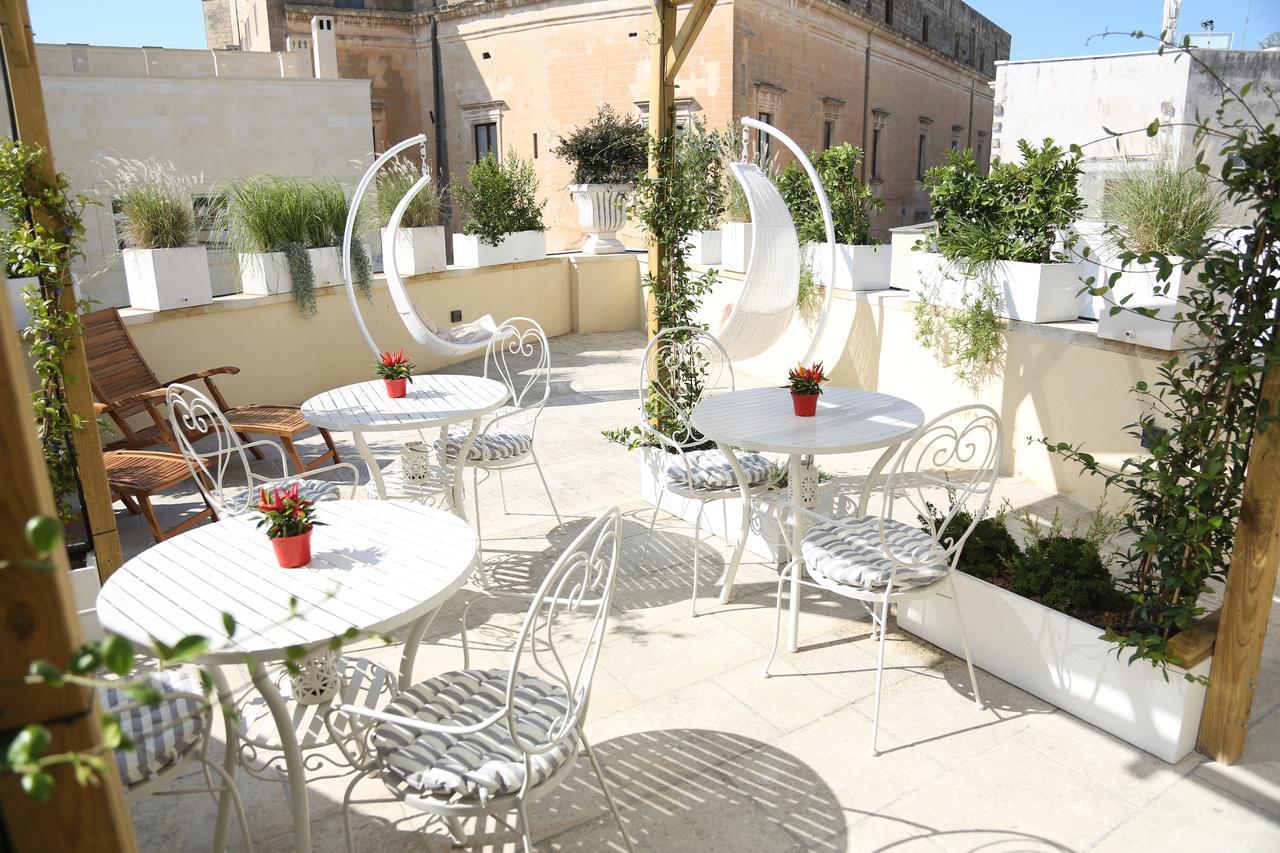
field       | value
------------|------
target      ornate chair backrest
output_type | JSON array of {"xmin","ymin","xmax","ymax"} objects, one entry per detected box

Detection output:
[
  {"xmin": 504, "ymin": 507, "xmax": 622, "ymax": 758},
  {"xmin": 483, "ymin": 317, "xmax": 551, "ymax": 440},
  {"xmin": 880, "ymin": 405, "xmax": 1002, "ymax": 572},
  {"xmin": 637, "ymin": 327, "xmax": 735, "ymax": 458},
  {"xmin": 166, "ymin": 383, "xmax": 262, "ymax": 518}
]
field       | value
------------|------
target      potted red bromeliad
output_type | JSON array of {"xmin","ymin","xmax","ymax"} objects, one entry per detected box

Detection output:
[
  {"xmin": 375, "ymin": 347, "xmax": 415, "ymax": 398},
  {"xmin": 787, "ymin": 362, "xmax": 827, "ymax": 417},
  {"xmin": 255, "ymin": 482, "xmax": 322, "ymax": 568}
]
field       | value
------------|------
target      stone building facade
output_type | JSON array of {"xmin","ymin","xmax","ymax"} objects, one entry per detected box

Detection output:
[{"xmin": 203, "ymin": 0, "xmax": 1009, "ymax": 248}]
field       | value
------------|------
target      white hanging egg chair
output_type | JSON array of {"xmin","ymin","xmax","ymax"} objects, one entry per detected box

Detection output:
[
  {"xmin": 716, "ymin": 116, "xmax": 836, "ymax": 364},
  {"xmin": 342, "ymin": 134, "xmax": 500, "ymax": 358}
]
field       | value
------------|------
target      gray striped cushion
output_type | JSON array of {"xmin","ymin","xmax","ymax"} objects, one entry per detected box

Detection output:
[
  {"xmin": 801, "ymin": 517, "xmax": 948, "ymax": 591},
  {"xmin": 435, "ymin": 428, "xmax": 533, "ymax": 462},
  {"xmin": 101, "ymin": 671, "xmax": 206, "ymax": 789},
  {"xmin": 373, "ymin": 668, "xmax": 575, "ymax": 805},
  {"xmin": 666, "ymin": 449, "xmax": 773, "ymax": 490},
  {"xmin": 241, "ymin": 478, "xmax": 341, "ymax": 507}
]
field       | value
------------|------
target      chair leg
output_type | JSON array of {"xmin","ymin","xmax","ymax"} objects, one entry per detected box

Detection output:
[
  {"xmin": 199, "ymin": 758, "xmax": 255, "ymax": 853},
  {"xmin": 238, "ymin": 432, "xmax": 266, "ymax": 461},
  {"xmin": 117, "ymin": 492, "xmax": 141, "ymax": 515},
  {"xmin": 318, "ymin": 427, "xmax": 341, "ymax": 465},
  {"xmin": 636, "ymin": 503, "xmax": 661, "ymax": 571},
  {"xmin": 580, "ymin": 730, "xmax": 637, "ymax": 853},
  {"xmin": 515, "ymin": 798, "xmax": 535, "ymax": 853},
  {"xmin": 444, "ymin": 816, "xmax": 468, "ymax": 847},
  {"xmin": 763, "ymin": 562, "xmax": 791, "ymax": 678},
  {"xmin": 472, "ymin": 466, "xmax": 484, "ymax": 555},
  {"xmin": 691, "ymin": 502, "xmax": 706, "ymax": 617},
  {"xmin": 279, "ymin": 435, "xmax": 307, "ymax": 476},
  {"xmin": 870, "ymin": 595, "xmax": 891, "ymax": 757},
  {"xmin": 497, "ymin": 465, "xmax": 510, "ymax": 514},
  {"xmin": 530, "ymin": 450, "xmax": 562, "ymax": 526},
  {"xmin": 136, "ymin": 494, "xmax": 167, "ymax": 543},
  {"xmin": 947, "ymin": 575, "xmax": 985, "ymax": 710}
]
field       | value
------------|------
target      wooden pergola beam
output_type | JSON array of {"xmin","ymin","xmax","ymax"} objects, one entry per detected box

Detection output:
[{"xmin": 665, "ymin": 0, "xmax": 716, "ymax": 86}]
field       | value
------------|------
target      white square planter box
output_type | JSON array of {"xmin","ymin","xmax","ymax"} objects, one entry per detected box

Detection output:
[
  {"xmin": 239, "ymin": 252, "xmax": 292, "ymax": 295},
  {"xmin": 6, "ymin": 276, "xmax": 36, "ymax": 329},
  {"xmin": 1097, "ymin": 296, "xmax": 1199, "ymax": 350},
  {"xmin": 687, "ymin": 229, "xmax": 722, "ymax": 266},
  {"xmin": 123, "ymin": 246, "xmax": 213, "ymax": 311},
  {"xmin": 898, "ymin": 571, "xmax": 1210, "ymax": 763},
  {"xmin": 912, "ymin": 253, "xmax": 1081, "ymax": 323},
  {"xmin": 452, "ymin": 230, "xmax": 546, "ymax": 267},
  {"xmin": 307, "ymin": 246, "xmax": 344, "ymax": 287},
  {"xmin": 805, "ymin": 242, "xmax": 892, "ymax": 291},
  {"xmin": 381, "ymin": 226, "xmax": 446, "ymax": 277},
  {"xmin": 720, "ymin": 222, "xmax": 753, "ymax": 274}
]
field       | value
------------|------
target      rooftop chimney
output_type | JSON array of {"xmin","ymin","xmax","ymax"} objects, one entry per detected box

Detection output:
[{"xmin": 310, "ymin": 16, "xmax": 338, "ymax": 79}]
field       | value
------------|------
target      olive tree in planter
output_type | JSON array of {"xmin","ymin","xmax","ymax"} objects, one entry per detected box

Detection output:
[
  {"xmin": 720, "ymin": 171, "xmax": 753, "ymax": 274},
  {"xmin": 450, "ymin": 149, "xmax": 547, "ymax": 266},
  {"xmin": 777, "ymin": 142, "xmax": 887, "ymax": 290},
  {"xmin": 679, "ymin": 119, "xmax": 728, "ymax": 266},
  {"xmin": 553, "ymin": 105, "xmax": 647, "ymax": 255},
  {"xmin": 376, "ymin": 157, "xmax": 445, "ymax": 276}
]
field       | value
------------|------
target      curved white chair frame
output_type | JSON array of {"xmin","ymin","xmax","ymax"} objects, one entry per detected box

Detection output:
[
  {"xmin": 166, "ymin": 383, "xmax": 360, "ymax": 519},
  {"xmin": 718, "ymin": 116, "xmax": 836, "ymax": 364},
  {"xmin": 325, "ymin": 508, "xmax": 634, "ymax": 853},
  {"xmin": 763, "ymin": 404, "xmax": 1002, "ymax": 755},
  {"xmin": 637, "ymin": 327, "xmax": 774, "ymax": 614}
]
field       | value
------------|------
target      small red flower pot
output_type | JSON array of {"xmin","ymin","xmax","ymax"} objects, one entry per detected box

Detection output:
[
  {"xmin": 272, "ymin": 529, "xmax": 312, "ymax": 568},
  {"xmin": 792, "ymin": 392, "xmax": 819, "ymax": 417},
  {"xmin": 384, "ymin": 378, "xmax": 408, "ymax": 398}
]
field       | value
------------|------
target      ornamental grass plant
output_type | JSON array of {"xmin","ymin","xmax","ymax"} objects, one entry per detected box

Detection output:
[
  {"xmin": 1102, "ymin": 158, "xmax": 1224, "ymax": 256},
  {"xmin": 375, "ymin": 157, "xmax": 443, "ymax": 229},
  {"xmin": 105, "ymin": 157, "xmax": 198, "ymax": 250}
]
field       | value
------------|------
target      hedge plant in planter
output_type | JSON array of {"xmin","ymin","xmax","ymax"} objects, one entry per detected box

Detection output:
[
  {"xmin": 450, "ymin": 149, "xmax": 547, "ymax": 265},
  {"xmin": 775, "ymin": 142, "xmax": 881, "ymax": 245},
  {"xmin": 376, "ymin": 157, "xmax": 446, "ymax": 276},
  {"xmin": 677, "ymin": 119, "xmax": 729, "ymax": 265},
  {"xmin": 554, "ymin": 105, "xmax": 647, "ymax": 254}
]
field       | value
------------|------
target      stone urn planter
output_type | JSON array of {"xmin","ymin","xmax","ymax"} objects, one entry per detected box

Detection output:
[
  {"xmin": 568, "ymin": 183, "xmax": 631, "ymax": 255},
  {"xmin": 381, "ymin": 225, "xmax": 447, "ymax": 276},
  {"xmin": 452, "ymin": 230, "xmax": 547, "ymax": 267},
  {"xmin": 123, "ymin": 246, "xmax": 214, "ymax": 311}
]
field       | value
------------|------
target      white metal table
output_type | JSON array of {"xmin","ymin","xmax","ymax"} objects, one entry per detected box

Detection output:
[
  {"xmin": 691, "ymin": 386, "xmax": 924, "ymax": 649},
  {"xmin": 96, "ymin": 500, "xmax": 478, "ymax": 853},
  {"xmin": 300, "ymin": 374, "xmax": 509, "ymax": 515}
]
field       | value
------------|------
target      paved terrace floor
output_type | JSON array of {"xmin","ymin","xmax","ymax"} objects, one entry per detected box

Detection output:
[{"xmin": 117, "ymin": 331, "xmax": 1280, "ymax": 852}]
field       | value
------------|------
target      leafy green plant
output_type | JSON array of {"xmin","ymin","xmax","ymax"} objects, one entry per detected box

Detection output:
[
  {"xmin": 375, "ymin": 157, "xmax": 443, "ymax": 228},
  {"xmin": 553, "ymin": 105, "xmax": 648, "ymax": 185},
  {"xmin": 1102, "ymin": 159, "xmax": 1223, "ymax": 255},
  {"xmin": 451, "ymin": 149, "xmax": 546, "ymax": 246},
  {"xmin": 912, "ymin": 276, "xmax": 1005, "ymax": 386},
  {"xmin": 677, "ymin": 118, "xmax": 729, "ymax": 231},
  {"xmin": 308, "ymin": 177, "xmax": 371, "ymax": 300},
  {"xmin": 723, "ymin": 175, "xmax": 751, "ymax": 223},
  {"xmin": 796, "ymin": 258, "xmax": 822, "ymax": 321},
  {"xmin": 104, "ymin": 157, "xmax": 197, "ymax": 250},
  {"xmin": 918, "ymin": 498, "xmax": 1020, "ymax": 581},
  {"xmin": 775, "ymin": 143, "xmax": 882, "ymax": 245}
]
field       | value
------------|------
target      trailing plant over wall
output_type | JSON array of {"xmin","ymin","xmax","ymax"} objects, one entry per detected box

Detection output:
[
  {"xmin": 103, "ymin": 156, "xmax": 197, "ymax": 250},
  {"xmin": 451, "ymin": 149, "xmax": 546, "ymax": 247},
  {"xmin": 375, "ymin": 157, "xmax": 443, "ymax": 228},
  {"xmin": 0, "ymin": 139, "xmax": 92, "ymax": 524},
  {"xmin": 552, "ymin": 105, "xmax": 648, "ymax": 185},
  {"xmin": 912, "ymin": 275, "xmax": 1005, "ymax": 388},
  {"xmin": 775, "ymin": 143, "xmax": 882, "ymax": 245},
  {"xmin": 1102, "ymin": 158, "xmax": 1224, "ymax": 255}
]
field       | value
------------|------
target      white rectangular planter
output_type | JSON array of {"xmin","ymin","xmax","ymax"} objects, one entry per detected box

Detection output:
[
  {"xmin": 888, "ymin": 224, "xmax": 934, "ymax": 291},
  {"xmin": 239, "ymin": 252, "xmax": 292, "ymax": 295},
  {"xmin": 381, "ymin": 225, "xmax": 446, "ymax": 277},
  {"xmin": 452, "ymin": 230, "xmax": 546, "ymax": 267},
  {"xmin": 912, "ymin": 253, "xmax": 1082, "ymax": 323},
  {"xmin": 686, "ymin": 229, "xmax": 723, "ymax": 266},
  {"xmin": 805, "ymin": 242, "xmax": 892, "ymax": 291},
  {"xmin": 898, "ymin": 572, "xmax": 1210, "ymax": 763},
  {"xmin": 1097, "ymin": 296, "xmax": 1199, "ymax": 350},
  {"xmin": 307, "ymin": 246, "xmax": 344, "ymax": 287},
  {"xmin": 6, "ymin": 276, "xmax": 36, "ymax": 329},
  {"xmin": 123, "ymin": 246, "xmax": 213, "ymax": 311},
  {"xmin": 720, "ymin": 222, "xmax": 753, "ymax": 274}
]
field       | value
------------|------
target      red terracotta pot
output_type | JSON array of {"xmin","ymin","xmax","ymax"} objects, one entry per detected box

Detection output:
[
  {"xmin": 272, "ymin": 529, "xmax": 313, "ymax": 568},
  {"xmin": 384, "ymin": 377, "xmax": 408, "ymax": 398},
  {"xmin": 792, "ymin": 392, "xmax": 819, "ymax": 417}
]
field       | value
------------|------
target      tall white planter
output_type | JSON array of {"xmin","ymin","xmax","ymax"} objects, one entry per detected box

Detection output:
[
  {"xmin": 1097, "ymin": 297, "xmax": 1199, "ymax": 350},
  {"xmin": 912, "ymin": 253, "xmax": 1082, "ymax": 323},
  {"xmin": 452, "ymin": 230, "xmax": 547, "ymax": 267},
  {"xmin": 6, "ymin": 276, "xmax": 36, "ymax": 329},
  {"xmin": 804, "ymin": 242, "xmax": 892, "ymax": 291},
  {"xmin": 307, "ymin": 246, "xmax": 344, "ymax": 287},
  {"xmin": 123, "ymin": 246, "xmax": 213, "ymax": 311},
  {"xmin": 687, "ymin": 229, "xmax": 722, "ymax": 266},
  {"xmin": 239, "ymin": 252, "xmax": 292, "ymax": 295},
  {"xmin": 898, "ymin": 571, "xmax": 1210, "ymax": 763},
  {"xmin": 568, "ymin": 183, "xmax": 630, "ymax": 255},
  {"xmin": 380, "ymin": 225, "xmax": 446, "ymax": 276},
  {"xmin": 721, "ymin": 222, "xmax": 753, "ymax": 273}
]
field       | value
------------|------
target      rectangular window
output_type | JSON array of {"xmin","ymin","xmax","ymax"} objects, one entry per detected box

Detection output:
[
  {"xmin": 756, "ymin": 111, "xmax": 772, "ymax": 163},
  {"xmin": 922, "ymin": 15, "xmax": 929, "ymax": 43},
  {"xmin": 969, "ymin": 27, "xmax": 977, "ymax": 65},
  {"xmin": 954, "ymin": 33, "xmax": 961, "ymax": 58},
  {"xmin": 473, "ymin": 122, "xmax": 497, "ymax": 161},
  {"xmin": 976, "ymin": 141, "xmax": 986, "ymax": 171},
  {"xmin": 336, "ymin": 0, "xmax": 365, "ymax": 8},
  {"xmin": 871, "ymin": 127, "xmax": 881, "ymax": 179},
  {"xmin": 533, "ymin": 132, "xmax": 538, "ymax": 159},
  {"xmin": 884, "ymin": 0, "xmax": 893, "ymax": 26},
  {"xmin": 980, "ymin": 49, "xmax": 987, "ymax": 71},
  {"xmin": 823, "ymin": 120, "xmax": 834, "ymax": 151},
  {"xmin": 110, "ymin": 199, "xmax": 127, "ymax": 251},
  {"xmin": 917, "ymin": 133, "xmax": 927, "ymax": 179},
  {"xmin": 192, "ymin": 194, "xmax": 228, "ymax": 250}
]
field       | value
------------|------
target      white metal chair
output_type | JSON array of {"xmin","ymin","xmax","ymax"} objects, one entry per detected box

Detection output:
[
  {"xmin": 763, "ymin": 405, "xmax": 1002, "ymax": 755},
  {"xmin": 637, "ymin": 327, "xmax": 775, "ymax": 614},
  {"xmin": 325, "ymin": 508, "xmax": 634, "ymax": 853},
  {"xmin": 166, "ymin": 382, "xmax": 361, "ymax": 519},
  {"xmin": 433, "ymin": 317, "xmax": 560, "ymax": 562}
]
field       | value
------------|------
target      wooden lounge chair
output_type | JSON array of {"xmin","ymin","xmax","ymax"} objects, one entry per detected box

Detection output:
[
  {"xmin": 103, "ymin": 450, "xmax": 216, "ymax": 543},
  {"xmin": 82, "ymin": 307, "xmax": 340, "ymax": 474}
]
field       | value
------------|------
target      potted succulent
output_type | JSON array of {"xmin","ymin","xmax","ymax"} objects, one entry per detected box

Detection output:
[
  {"xmin": 450, "ymin": 149, "xmax": 547, "ymax": 266},
  {"xmin": 107, "ymin": 157, "xmax": 213, "ymax": 311},
  {"xmin": 254, "ymin": 482, "xmax": 321, "ymax": 568},
  {"xmin": 375, "ymin": 347, "xmax": 414, "ymax": 398},
  {"xmin": 377, "ymin": 157, "xmax": 446, "ymax": 276},
  {"xmin": 787, "ymin": 361, "xmax": 827, "ymax": 417},
  {"xmin": 554, "ymin": 105, "xmax": 647, "ymax": 255}
]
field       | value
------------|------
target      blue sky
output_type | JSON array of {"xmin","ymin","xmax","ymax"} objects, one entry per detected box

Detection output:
[{"xmin": 28, "ymin": 0, "xmax": 1280, "ymax": 58}]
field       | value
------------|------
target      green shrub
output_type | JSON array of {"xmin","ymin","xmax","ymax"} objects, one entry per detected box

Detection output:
[
  {"xmin": 224, "ymin": 174, "xmax": 312, "ymax": 253},
  {"xmin": 775, "ymin": 143, "xmax": 882, "ymax": 245},
  {"xmin": 677, "ymin": 118, "xmax": 728, "ymax": 231},
  {"xmin": 1011, "ymin": 536, "xmax": 1129, "ymax": 614},
  {"xmin": 375, "ymin": 157, "xmax": 442, "ymax": 229},
  {"xmin": 918, "ymin": 499, "xmax": 1019, "ymax": 581},
  {"xmin": 552, "ymin": 105, "xmax": 648, "ymax": 185},
  {"xmin": 1102, "ymin": 160, "xmax": 1223, "ymax": 255},
  {"xmin": 451, "ymin": 149, "xmax": 546, "ymax": 246},
  {"xmin": 107, "ymin": 158, "xmax": 197, "ymax": 250}
]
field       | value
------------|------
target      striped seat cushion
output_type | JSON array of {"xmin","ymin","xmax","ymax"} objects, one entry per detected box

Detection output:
[
  {"xmin": 435, "ymin": 428, "xmax": 533, "ymax": 462},
  {"xmin": 666, "ymin": 449, "xmax": 773, "ymax": 490},
  {"xmin": 242, "ymin": 477, "xmax": 341, "ymax": 508},
  {"xmin": 801, "ymin": 517, "xmax": 948, "ymax": 591},
  {"xmin": 101, "ymin": 671, "xmax": 207, "ymax": 789},
  {"xmin": 374, "ymin": 668, "xmax": 576, "ymax": 805}
]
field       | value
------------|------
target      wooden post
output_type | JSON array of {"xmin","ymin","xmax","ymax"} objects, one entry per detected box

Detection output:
[
  {"xmin": 0, "ymin": 0, "xmax": 124, "ymax": 582},
  {"xmin": 1198, "ymin": 364, "xmax": 1280, "ymax": 763}
]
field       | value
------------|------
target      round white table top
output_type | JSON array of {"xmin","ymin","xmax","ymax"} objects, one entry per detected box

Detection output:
[
  {"xmin": 97, "ymin": 501, "xmax": 477, "ymax": 663},
  {"xmin": 300, "ymin": 374, "xmax": 509, "ymax": 433},
  {"xmin": 691, "ymin": 386, "xmax": 924, "ymax": 455}
]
